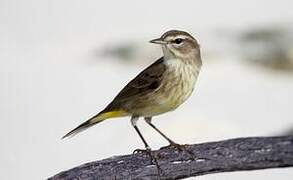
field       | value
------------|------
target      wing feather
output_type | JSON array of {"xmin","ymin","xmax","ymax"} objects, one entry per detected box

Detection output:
[{"xmin": 103, "ymin": 57, "xmax": 166, "ymax": 111}]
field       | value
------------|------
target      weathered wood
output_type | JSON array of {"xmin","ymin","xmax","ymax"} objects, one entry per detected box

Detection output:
[{"xmin": 49, "ymin": 136, "xmax": 293, "ymax": 180}]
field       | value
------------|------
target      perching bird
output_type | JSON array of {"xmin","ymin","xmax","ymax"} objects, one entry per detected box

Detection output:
[{"xmin": 63, "ymin": 30, "xmax": 202, "ymax": 153}]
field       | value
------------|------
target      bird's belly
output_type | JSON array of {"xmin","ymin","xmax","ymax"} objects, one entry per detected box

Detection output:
[
  {"xmin": 155, "ymin": 82, "xmax": 194, "ymax": 113},
  {"xmin": 137, "ymin": 65, "xmax": 198, "ymax": 117}
]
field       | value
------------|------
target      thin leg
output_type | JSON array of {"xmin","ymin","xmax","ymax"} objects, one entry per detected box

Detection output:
[
  {"xmin": 144, "ymin": 117, "xmax": 176, "ymax": 144},
  {"xmin": 131, "ymin": 116, "xmax": 161, "ymax": 174},
  {"xmin": 145, "ymin": 117, "xmax": 194, "ymax": 159},
  {"xmin": 131, "ymin": 116, "xmax": 150, "ymax": 149}
]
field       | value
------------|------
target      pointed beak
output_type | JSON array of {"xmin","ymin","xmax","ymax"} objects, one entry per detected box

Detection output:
[{"xmin": 149, "ymin": 38, "xmax": 167, "ymax": 45}]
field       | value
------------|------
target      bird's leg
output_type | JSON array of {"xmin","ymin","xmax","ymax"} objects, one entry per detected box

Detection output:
[
  {"xmin": 131, "ymin": 116, "xmax": 151, "ymax": 153},
  {"xmin": 132, "ymin": 124, "xmax": 151, "ymax": 154},
  {"xmin": 145, "ymin": 117, "xmax": 194, "ymax": 159},
  {"xmin": 131, "ymin": 116, "xmax": 161, "ymax": 171}
]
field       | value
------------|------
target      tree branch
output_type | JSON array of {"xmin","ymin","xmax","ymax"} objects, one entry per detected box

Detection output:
[{"xmin": 49, "ymin": 136, "xmax": 293, "ymax": 180}]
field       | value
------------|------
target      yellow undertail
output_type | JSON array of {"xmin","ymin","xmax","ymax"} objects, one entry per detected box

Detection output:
[{"xmin": 62, "ymin": 110, "xmax": 127, "ymax": 138}]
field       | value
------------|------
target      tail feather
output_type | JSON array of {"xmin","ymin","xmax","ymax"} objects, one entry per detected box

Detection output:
[
  {"xmin": 62, "ymin": 110, "xmax": 127, "ymax": 139},
  {"xmin": 62, "ymin": 114, "xmax": 104, "ymax": 139}
]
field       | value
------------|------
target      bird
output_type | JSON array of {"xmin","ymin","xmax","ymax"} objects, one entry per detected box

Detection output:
[{"xmin": 63, "ymin": 30, "xmax": 202, "ymax": 155}]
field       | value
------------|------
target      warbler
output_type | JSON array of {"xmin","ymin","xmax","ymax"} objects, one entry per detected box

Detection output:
[{"xmin": 63, "ymin": 30, "xmax": 202, "ymax": 153}]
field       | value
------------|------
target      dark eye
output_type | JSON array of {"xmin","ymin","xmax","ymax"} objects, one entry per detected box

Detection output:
[{"xmin": 174, "ymin": 38, "xmax": 183, "ymax": 44}]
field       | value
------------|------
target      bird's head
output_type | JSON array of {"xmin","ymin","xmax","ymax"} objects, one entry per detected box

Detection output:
[{"xmin": 150, "ymin": 30, "xmax": 201, "ymax": 63}]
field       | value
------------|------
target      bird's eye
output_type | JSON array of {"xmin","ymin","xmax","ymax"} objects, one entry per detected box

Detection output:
[{"xmin": 174, "ymin": 38, "xmax": 183, "ymax": 44}]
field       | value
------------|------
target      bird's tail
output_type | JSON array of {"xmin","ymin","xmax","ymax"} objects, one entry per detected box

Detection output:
[{"xmin": 62, "ymin": 110, "xmax": 127, "ymax": 139}]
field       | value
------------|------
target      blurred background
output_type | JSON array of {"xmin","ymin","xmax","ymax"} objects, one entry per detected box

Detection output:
[{"xmin": 0, "ymin": 0, "xmax": 292, "ymax": 179}]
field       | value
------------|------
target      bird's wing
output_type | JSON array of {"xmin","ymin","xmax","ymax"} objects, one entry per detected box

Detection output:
[
  {"xmin": 62, "ymin": 57, "xmax": 166, "ymax": 138},
  {"xmin": 103, "ymin": 57, "xmax": 166, "ymax": 111}
]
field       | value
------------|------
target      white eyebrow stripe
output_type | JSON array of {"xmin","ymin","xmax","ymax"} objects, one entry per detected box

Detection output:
[
  {"xmin": 164, "ymin": 34, "xmax": 193, "ymax": 41},
  {"xmin": 175, "ymin": 35, "xmax": 187, "ymax": 39}
]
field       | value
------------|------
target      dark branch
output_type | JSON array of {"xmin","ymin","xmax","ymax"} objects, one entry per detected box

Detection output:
[{"xmin": 49, "ymin": 136, "xmax": 293, "ymax": 180}]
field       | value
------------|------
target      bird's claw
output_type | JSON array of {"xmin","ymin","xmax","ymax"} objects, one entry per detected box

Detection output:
[
  {"xmin": 133, "ymin": 147, "xmax": 152, "ymax": 154},
  {"xmin": 132, "ymin": 147, "xmax": 162, "ymax": 174},
  {"xmin": 161, "ymin": 143, "xmax": 195, "ymax": 160}
]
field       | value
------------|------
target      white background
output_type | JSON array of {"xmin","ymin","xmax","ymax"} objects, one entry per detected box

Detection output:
[{"xmin": 0, "ymin": 0, "xmax": 293, "ymax": 179}]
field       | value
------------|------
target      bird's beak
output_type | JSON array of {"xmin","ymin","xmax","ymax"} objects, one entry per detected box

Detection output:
[{"xmin": 149, "ymin": 38, "xmax": 167, "ymax": 45}]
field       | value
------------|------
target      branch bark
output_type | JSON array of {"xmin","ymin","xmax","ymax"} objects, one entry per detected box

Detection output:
[{"xmin": 49, "ymin": 136, "xmax": 293, "ymax": 180}]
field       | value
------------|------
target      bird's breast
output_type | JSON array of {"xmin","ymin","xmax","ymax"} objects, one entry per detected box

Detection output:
[{"xmin": 154, "ymin": 59, "xmax": 200, "ymax": 112}]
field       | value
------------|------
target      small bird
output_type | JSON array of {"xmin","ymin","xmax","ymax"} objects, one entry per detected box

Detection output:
[{"xmin": 63, "ymin": 30, "xmax": 202, "ymax": 154}]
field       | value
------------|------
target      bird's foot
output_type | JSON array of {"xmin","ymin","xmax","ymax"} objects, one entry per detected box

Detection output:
[
  {"xmin": 133, "ymin": 147, "xmax": 151, "ymax": 154},
  {"xmin": 133, "ymin": 147, "xmax": 157, "ymax": 163},
  {"xmin": 161, "ymin": 142, "xmax": 195, "ymax": 160},
  {"xmin": 133, "ymin": 147, "xmax": 162, "ymax": 175}
]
